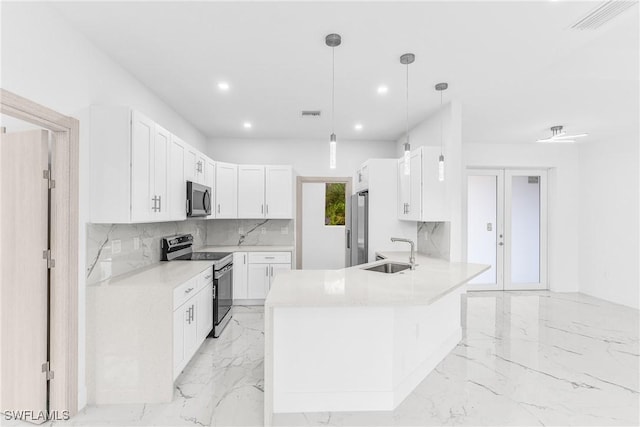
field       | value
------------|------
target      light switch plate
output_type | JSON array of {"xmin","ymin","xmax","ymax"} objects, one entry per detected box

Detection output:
[{"xmin": 112, "ymin": 239, "xmax": 121, "ymax": 255}]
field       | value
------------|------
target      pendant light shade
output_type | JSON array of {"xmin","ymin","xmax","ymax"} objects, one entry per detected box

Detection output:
[
  {"xmin": 400, "ymin": 53, "xmax": 415, "ymax": 176},
  {"xmin": 435, "ymin": 82, "xmax": 448, "ymax": 182},
  {"xmin": 326, "ymin": 33, "xmax": 341, "ymax": 169}
]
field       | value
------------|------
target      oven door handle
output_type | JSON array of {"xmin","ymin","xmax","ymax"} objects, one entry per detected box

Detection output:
[{"xmin": 214, "ymin": 264, "xmax": 233, "ymax": 280}]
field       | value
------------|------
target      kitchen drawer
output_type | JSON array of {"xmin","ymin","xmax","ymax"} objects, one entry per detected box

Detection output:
[
  {"xmin": 248, "ymin": 252, "xmax": 291, "ymax": 264},
  {"xmin": 196, "ymin": 267, "xmax": 214, "ymax": 291},
  {"xmin": 173, "ymin": 277, "xmax": 198, "ymax": 310}
]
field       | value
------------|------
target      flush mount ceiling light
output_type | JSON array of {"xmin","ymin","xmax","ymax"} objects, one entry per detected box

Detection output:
[
  {"xmin": 217, "ymin": 82, "xmax": 230, "ymax": 91},
  {"xmin": 536, "ymin": 125, "xmax": 588, "ymax": 143},
  {"xmin": 326, "ymin": 33, "xmax": 341, "ymax": 169},
  {"xmin": 243, "ymin": 122, "xmax": 252, "ymax": 129},
  {"xmin": 377, "ymin": 85, "xmax": 389, "ymax": 95},
  {"xmin": 354, "ymin": 123, "xmax": 363, "ymax": 131},
  {"xmin": 400, "ymin": 53, "xmax": 415, "ymax": 176},
  {"xmin": 435, "ymin": 82, "xmax": 448, "ymax": 182}
]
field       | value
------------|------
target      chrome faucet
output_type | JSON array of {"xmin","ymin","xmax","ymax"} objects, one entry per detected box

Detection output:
[{"xmin": 390, "ymin": 237, "xmax": 416, "ymax": 270}]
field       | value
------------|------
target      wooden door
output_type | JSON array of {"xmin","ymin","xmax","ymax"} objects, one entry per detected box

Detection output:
[
  {"xmin": 265, "ymin": 166, "xmax": 292, "ymax": 218},
  {"xmin": 238, "ymin": 165, "xmax": 265, "ymax": 218},
  {"xmin": 0, "ymin": 129, "xmax": 49, "ymax": 421}
]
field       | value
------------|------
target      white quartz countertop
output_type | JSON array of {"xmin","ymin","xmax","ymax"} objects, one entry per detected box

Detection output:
[
  {"xmin": 89, "ymin": 260, "xmax": 213, "ymax": 289},
  {"xmin": 265, "ymin": 252, "xmax": 489, "ymax": 308},
  {"xmin": 198, "ymin": 245, "xmax": 294, "ymax": 253}
]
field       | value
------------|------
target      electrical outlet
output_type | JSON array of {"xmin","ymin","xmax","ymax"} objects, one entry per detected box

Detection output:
[
  {"xmin": 238, "ymin": 227, "xmax": 244, "ymax": 235},
  {"xmin": 133, "ymin": 237, "xmax": 140, "ymax": 250},
  {"xmin": 281, "ymin": 227, "xmax": 289, "ymax": 235},
  {"xmin": 112, "ymin": 239, "xmax": 121, "ymax": 255},
  {"xmin": 261, "ymin": 227, "xmax": 267, "ymax": 235}
]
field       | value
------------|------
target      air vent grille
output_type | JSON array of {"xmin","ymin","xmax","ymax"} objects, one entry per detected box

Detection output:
[
  {"xmin": 301, "ymin": 110, "xmax": 321, "ymax": 117},
  {"xmin": 570, "ymin": 0, "xmax": 637, "ymax": 30}
]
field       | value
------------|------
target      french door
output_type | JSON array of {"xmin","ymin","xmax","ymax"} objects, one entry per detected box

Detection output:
[{"xmin": 466, "ymin": 169, "xmax": 548, "ymax": 291}]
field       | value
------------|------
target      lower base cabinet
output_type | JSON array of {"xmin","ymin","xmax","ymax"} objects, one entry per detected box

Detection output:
[{"xmin": 234, "ymin": 251, "xmax": 291, "ymax": 304}]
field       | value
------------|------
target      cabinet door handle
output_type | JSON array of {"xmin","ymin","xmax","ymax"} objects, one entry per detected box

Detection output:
[
  {"xmin": 407, "ymin": 203, "xmax": 410, "ymax": 214},
  {"xmin": 266, "ymin": 204, "xmax": 269, "ymax": 215},
  {"xmin": 261, "ymin": 204, "xmax": 264, "ymax": 214},
  {"xmin": 186, "ymin": 307, "xmax": 190, "ymax": 324},
  {"xmin": 191, "ymin": 305, "xmax": 195, "ymax": 322},
  {"xmin": 217, "ymin": 204, "xmax": 221, "ymax": 214},
  {"xmin": 270, "ymin": 266, "xmax": 273, "ymax": 277},
  {"xmin": 204, "ymin": 274, "xmax": 212, "ymax": 280},
  {"xmin": 265, "ymin": 266, "xmax": 268, "ymax": 277},
  {"xmin": 158, "ymin": 195, "xmax": 161, "ymax": 212},
  {"xmin": 244, "ymin": 254, "xmax": 246, "ymax": 264},
  {"xmin": 185, "ymin": 287, "xmax": 194, "ymax": 294}
]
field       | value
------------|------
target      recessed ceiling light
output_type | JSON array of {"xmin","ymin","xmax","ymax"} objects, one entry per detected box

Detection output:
[
  {"xmin": 243, "ymin": 122, "xmax": 252, "ymax": 129},
  {"xmin": 218, "ymin": 82, "xmax": 230, "ymax": 91},
  {"xmin": 377, "ymin": 85, "xmax": 388, "ymax": 95},
  {"xmin": 354, "ymin": 123, "xmax": 363, "ymax": 131}
]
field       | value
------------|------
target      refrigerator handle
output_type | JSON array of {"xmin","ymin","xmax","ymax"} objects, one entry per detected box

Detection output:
[{"xmin": 346, "ymin": 229, "xmax": 351, "ymax": 249}]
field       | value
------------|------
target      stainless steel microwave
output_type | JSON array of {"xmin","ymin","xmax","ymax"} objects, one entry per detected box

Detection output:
[{"xmin": 186, "ymin": 181, "xmax": 212, "ymax": 217}]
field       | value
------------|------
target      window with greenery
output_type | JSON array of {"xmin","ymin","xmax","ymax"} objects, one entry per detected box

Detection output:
[{"xmin": 325, "ymin": 183, "xmax": 346, "ymax": 226}]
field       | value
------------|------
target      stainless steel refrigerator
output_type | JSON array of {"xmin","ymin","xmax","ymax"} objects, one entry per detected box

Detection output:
[{"xmin": 345, "ymin": 191, "xmax": 368, "ymax": 267}]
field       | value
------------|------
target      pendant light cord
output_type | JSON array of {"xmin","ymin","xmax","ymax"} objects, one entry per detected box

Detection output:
[
  {"xmin": 332, "ymin": 46, "xmax": 335, "ymax": 134},
  {"xmin": 405, "ymin": 62, "xmax": 409, "ymax": 145},
  {"xmin": 440, "ymin": 89, "xmax": 443, "ymax": 156}
]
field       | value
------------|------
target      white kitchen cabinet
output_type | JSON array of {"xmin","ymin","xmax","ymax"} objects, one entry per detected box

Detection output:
[
  {"xmin": 173, "ymin": 299, "xmax": 196, "ymax": 379},
  {"xmin": 397, "ymin": 146, "xmax": 448, "ymax": 222},
  {"xmin": 196, "ymin": 282, "xmax": 213, "ymax": 342},
  {"xmin": 89, "ymin": 106, "xmax": 192, "ymax": 223},
  {"xmin": 184, "ymin": 147, "xmax": 198, "ymax": 184},
  {"xmin": 397, "ymin": 148, "xmax": 421, "ymax": 221},
  {"xmin": 215, "ymin": 162, "xmax": 238, "ymax": 218},
  {"xmin": 246, "ymin": 252, "xmax": 292, "ymax": 301},
  {"xmin": 247, "ymin": 263, "xmax": 270, "ymax": 300},
  {"xmin": 168, "ymin": 135, "xmax": 187, "ymax": 221},
  {"xmin": 233, "ymin": 252, "xmax": 248, "ymax": 300},
  {"xmin": 205, "ymin": 159, "xmax": 216, "ymax": 219},
  {"xmin": 354, "ymin": 162, "xmax": 369, "ymax": 193},
  {"xmin": 238, "ymin": 165, "xmax": 266, "ymax": 218},
  {"xmin": 196, "ymin": 153, "xmax": 207, "ymax": 185},
  {"xmin": 265, "ymin": 166, "xmax": 293, "ymax": 218}
]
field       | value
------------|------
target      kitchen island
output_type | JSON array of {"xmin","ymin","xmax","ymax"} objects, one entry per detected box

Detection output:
[{"xmin": 264, "ymin": 252, "xmax": 489, "ymax": 423}]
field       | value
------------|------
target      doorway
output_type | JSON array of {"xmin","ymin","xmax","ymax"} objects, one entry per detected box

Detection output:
[
  {"xmin": 0, "ymin": 89, "xmax": 79, "ymax": 422},
  {"xmin": 295, "ymin": 177, "xmax": 352, "ymax": 270},
  {"xmin": 466, "ymin": 169, "xmax": 548, "ymax": 291}
]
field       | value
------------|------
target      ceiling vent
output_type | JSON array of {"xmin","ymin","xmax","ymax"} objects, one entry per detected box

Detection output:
[
  {"xmin": 570, "ymin": 0, "xmax": 637, "ymax": 30},
  {"xmin": 301, "ymin": 110, "xmax": 321, "ymax": 117}
]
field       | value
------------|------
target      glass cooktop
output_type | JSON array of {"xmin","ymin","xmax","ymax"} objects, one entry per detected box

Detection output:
[{"xmin": 174, "ymin": 252, "xmax": 231, "ymax": 261}]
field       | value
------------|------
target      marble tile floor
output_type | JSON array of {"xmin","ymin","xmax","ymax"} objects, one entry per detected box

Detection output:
[{"xmin": 14, "ymin": 292, "xmax": 639, "ymax": 427}]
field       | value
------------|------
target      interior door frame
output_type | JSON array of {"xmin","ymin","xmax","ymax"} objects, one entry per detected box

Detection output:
[
  {"xmin": 465, "ymin": 167, "xmax": 548, "ymax": 291},
  {"xmin": 295, "ymin": 176, "xmax": 352, "ymax": 269},
  {"xmin": 1, "ymin": 89, "xmax": 79, "ymax": 416}
]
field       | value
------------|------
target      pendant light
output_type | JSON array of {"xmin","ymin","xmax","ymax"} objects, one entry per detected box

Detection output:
[
  {"xmin": 326, "ymin": 33, "xmax": 341, "ymax": 169},
  {"xmin": 400, "ymin": 53, "xmax": 415, "ymax": 176},
  {"xmin": 435, "ymin": 82, "xmax": 448, "ymax": 182}
]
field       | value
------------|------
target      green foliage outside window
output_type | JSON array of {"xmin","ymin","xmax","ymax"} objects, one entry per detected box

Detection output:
[{"xmin": 325, "ymin": 183, "xmax": 346, "ymax": 226}]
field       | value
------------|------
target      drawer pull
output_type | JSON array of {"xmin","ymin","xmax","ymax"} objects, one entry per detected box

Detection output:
[
  {"xmin": 204, "ymin": 274, "xmax": 212, "ymax": 280},
  {"xmin": 264, "ymin": 256, "xmax": 275, "ymax": 259},
  {"xmin": 185, "ymin": 287, "xmax": 194, "ymax": 294}
]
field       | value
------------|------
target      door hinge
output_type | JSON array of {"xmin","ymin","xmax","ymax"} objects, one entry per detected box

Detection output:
[
  {"xmin": 43, "ymin": 170, "xmax": 55, "ymax": 189},
  {"xmin": 43, "ymin": 249, "xmax": 55, "ymax": 269},
  {"xmin": 42, "ymin": 361, "xmax": 54, "ymax": 380}
]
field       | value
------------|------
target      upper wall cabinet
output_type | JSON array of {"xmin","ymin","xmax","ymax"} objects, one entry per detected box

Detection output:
[
  {"xmin": 265, "ymin": 166, "xmax": 293, "ymax": 218},
  {"xmin": 397, "ymin": 146, "xmax": 448, "ymax": 222},
  {"xmin": 168, "ymin": 135, "xmax": 187, "ymax": 221},
  {"xmin": 238, "ymin": 165, "xmax": 266, "ymax": 218},
  {"xmin": 205, "ymin": 158, "xmax": 216, "ymax": 219},
  {"xmin": 215, "ymin": 162, "xmax": 238, "ymax": 218},
  {"xmin": 90, "ymin": 107, "xmax": 182, "ymax": 223}
]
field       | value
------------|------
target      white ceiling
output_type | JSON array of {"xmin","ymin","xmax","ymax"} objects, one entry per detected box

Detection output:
[{"xmin": 51, "ymin": 1, "xmax": 639, "ymax": 144}]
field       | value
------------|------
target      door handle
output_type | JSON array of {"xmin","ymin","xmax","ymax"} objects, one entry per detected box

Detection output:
[
  {"xmin": 346, "ymin": 229, "xmax": 351, "ymax": 249},
  {"xmin": 498, "ymin": 242, "xmax": 504, "ymax": 246}
]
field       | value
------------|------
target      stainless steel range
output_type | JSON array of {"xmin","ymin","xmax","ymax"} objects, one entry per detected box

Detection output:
[{"xmin": 161, "ymin": 234, "xmax": 233, "ymax": 338}]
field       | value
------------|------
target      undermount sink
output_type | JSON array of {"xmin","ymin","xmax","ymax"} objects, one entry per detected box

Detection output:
[{"xmin": 363, "ymin": 262, "xmax": 412, "ymax": 274}]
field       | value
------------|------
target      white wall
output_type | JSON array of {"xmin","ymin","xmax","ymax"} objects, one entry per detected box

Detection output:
[
  {"xmin": 463, "ymin": 143, "xmax": 581, "ymax": 293},
  {"xmin": 208, "ymin": 137, "xmax": 395, "ymax": 178},
  {"xmin": 301, "ymin": 183, "xmax": 345, "ymax": 269},
  {"xmin": 578, "ymin": 134, "xmax": 639, "ymax": 309},
  {"xmin": 1, "ymin": 2, "xmax": 209, "ymax": 410}
]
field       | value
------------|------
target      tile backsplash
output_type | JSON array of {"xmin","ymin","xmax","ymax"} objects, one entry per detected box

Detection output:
[
  {"xmin": 86, "ymin": 220, "xmax": 207, "ymax": 284},
  {"xmin": 207, "ymin": 219, "xmax": 294, "ymax": 246},
  {"xmin": 417, "ymin": 222, "xmax": 450, "ymax": 260}
]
